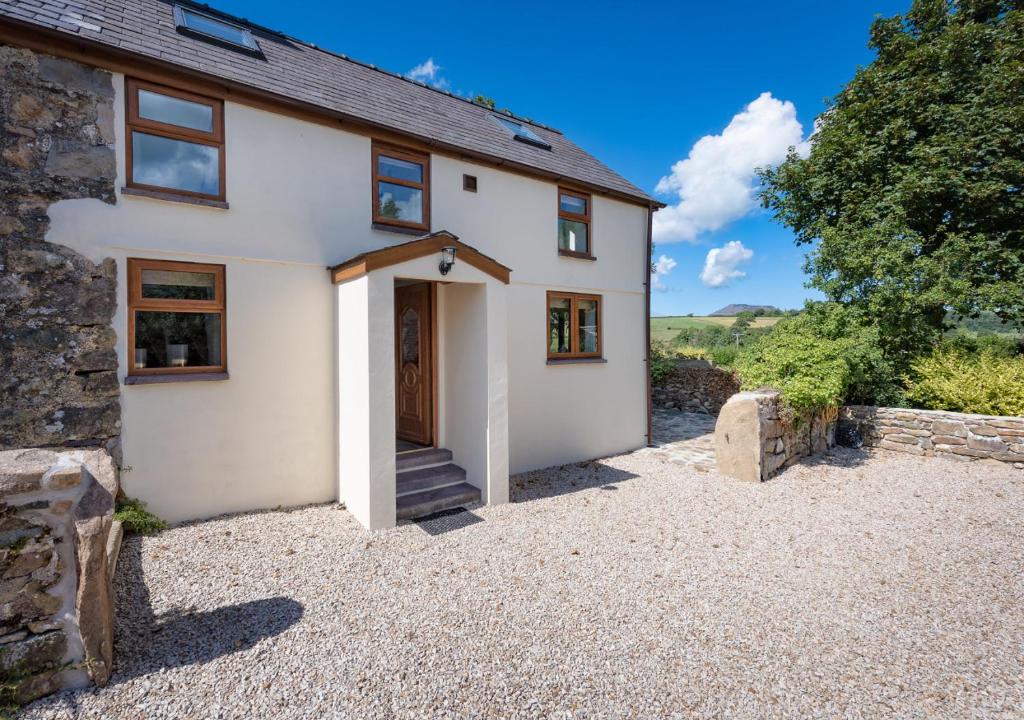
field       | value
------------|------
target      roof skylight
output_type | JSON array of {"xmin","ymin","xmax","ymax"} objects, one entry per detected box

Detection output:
[
  {"xmin": 491, "ymin": 115, "xmax": 551, "ymax": 150},
  {"xmin": 173, "ymin": 5, "xmax": 262, "ymax": 56}
]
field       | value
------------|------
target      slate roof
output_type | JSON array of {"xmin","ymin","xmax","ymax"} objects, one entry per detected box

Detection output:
[{"xmin": 0, "ymin": 0, "xmax": 660, "ymax": 206}]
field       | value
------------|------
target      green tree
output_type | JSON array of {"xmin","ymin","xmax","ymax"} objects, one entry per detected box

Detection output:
[
  {"xmin": 473, "ymin": 95, "xmax": 496, "ymax": 109},
  {"xmin": 759, "ymin": 0, "xmax": 1024, "ymax": 365}
]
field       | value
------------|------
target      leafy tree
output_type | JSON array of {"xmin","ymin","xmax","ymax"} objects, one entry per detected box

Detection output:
[
  {"xmin": 734, "ymin": 302, "xmax": 904, "ymax": 411},
  {"xmin": 759, "ymin": 0, "xmax": 1024, "ymax": 365},
  {"xmin": 473, "ymin": 95, "xmax": 496, "ymax": 109}
]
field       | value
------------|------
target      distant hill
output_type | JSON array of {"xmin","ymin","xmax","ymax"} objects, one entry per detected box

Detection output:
[{"xmin": 709, "ymin": 304, "xmax": 781, "ymax": 317}]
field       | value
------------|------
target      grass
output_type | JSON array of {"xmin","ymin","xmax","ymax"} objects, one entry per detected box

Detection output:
[
  {"xmin": 114, "ymin": 498, "xmax": 167, "ymax": 535},
  {"xmin": 651, "ymin": 315, "xmax": 781, "ymax": 343}
]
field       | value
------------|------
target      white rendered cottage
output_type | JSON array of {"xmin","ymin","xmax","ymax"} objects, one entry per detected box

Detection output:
[{"xmin": 0, "ymin": 0, "xmax": 662, "ymax": 529}]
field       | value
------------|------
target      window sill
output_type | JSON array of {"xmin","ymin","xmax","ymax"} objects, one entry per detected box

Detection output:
[
  {"xmin": 125, "ymin": 372, "xmax": 229, "ymax": 385},
  {"xmin": 546, "ymin": 357, "xmax": 607, "ymax": 365},
  {"xmin": 122, "ymin": 187, "xmax": 229, "ymax": 209},
  {"xmin": 372, "ymin": 222, "xmax": 429, "ymax": 237},
  {"xmin": 558, "ymin": 249, "xmax": 596, "ymax": 261}
]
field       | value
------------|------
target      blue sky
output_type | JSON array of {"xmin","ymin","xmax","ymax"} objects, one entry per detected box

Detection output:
[{"xmin": 211, "ymin": 0, "xmax": 909, "ymax": 315}]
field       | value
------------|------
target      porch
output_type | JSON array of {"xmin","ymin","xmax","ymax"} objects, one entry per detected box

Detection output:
[{"xmin": 332, "ymin": 231, "xmax": 512, "ymax": 529}]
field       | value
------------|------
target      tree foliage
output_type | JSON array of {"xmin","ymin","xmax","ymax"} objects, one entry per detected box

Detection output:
[
  {"xmin": 905, "ymin": 346, "xmax": 1024, "ymax": 415},
  {"xmin": 734, "ymin": 303, "xmax": 904, "ymax": 412},
  {"xmin": 759, "ymin": 0, "xmax": 1024, "ymax": 364}
]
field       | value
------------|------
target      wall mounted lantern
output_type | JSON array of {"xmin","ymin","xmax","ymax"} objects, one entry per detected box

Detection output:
[{"xmin": 439, "ymin": 246, "xmax": 457, "ymax": 276}]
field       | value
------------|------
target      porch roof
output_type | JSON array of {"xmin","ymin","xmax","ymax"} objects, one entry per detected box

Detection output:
[{"xmin": 329, "ymin": 231, "xmax": 511, "ymax": 285}]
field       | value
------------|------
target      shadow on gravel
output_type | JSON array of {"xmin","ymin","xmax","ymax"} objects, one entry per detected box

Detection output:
[
  {"xmin": 511, "ymin": 461, "xmax": 639, "ymax": 503},
  {"xmin": 110, "ymin": 537, "xmax": 303, "ymax": 683},
  {"xmin": 797, "ymin": 446, "xmax": 875, "ymax": 470},
  {"xmin": 25, "ymin": 536, "xmax": 304, "ymax": 717}
]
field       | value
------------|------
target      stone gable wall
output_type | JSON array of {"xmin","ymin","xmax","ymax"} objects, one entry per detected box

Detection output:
[
  {"xmin": 0, "ymin": 43, "xmax": 120, "ymax": 456},
  {"xmin": 653, "ymin": 361, "xmax": 741, "ymax": 416},
  {"xmin": 839, "ymin": 406, "xmax": 1024, "ymax": 468}
]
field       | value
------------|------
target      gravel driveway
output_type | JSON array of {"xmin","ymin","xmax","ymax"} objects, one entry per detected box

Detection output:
[{"xmin": 23, "ymin": 447, "xmax": 1024, "ymax": 719}]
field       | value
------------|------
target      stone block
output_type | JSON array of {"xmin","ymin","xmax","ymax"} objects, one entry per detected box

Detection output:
[
  {"xmin": 885, "ymin": 433, "xmax": 921, "ymax": 445},
  {"xmin": 0, "ymin": 449, "xmax": 60, "ymax": 495},
  {"xmin": 932, "ymin": 435, "xmax": 966, "ymax": 446},
  {"xmin": 966, "ymin": 424, "xmax": 999, "ymax": 437},
  {"xmin": 45, "ymin": 139, "xmax": 116, "ymax": 180},
  {"xmin": 714, "ymin": 394, "xmax": 764, "ymax": 483},
  {"xmin": 0, "ymin": 216, "xmax": 26, "ymax": 235},
  {"xmin": 36, "ymin": 56, "xmax": 113, "ymax": 98},
  {"xmin": 46, "ymin": 467, "xmax": 81, "ymax": 490},
  {"xmin": 966, "ymin": 433, "xmax": 1008, "ymax": 453},
  {"xmin": 933, "ymin": 419, "xmax": 967, "ymax": 437}
]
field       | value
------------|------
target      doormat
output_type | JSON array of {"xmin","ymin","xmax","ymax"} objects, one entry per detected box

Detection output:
[{"xmin": 413, "ymin": 507, "xmax": 483, "ymax": 536}]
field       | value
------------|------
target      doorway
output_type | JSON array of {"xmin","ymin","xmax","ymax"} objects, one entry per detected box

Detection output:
[{"xmin": 395, "ymin": 281, "xmax": 435, "ymax": 449}]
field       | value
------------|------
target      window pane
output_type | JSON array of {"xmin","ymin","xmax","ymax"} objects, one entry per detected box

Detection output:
[
  {"xmin": 141, "ymin": 269, "xmax": 216, "ymax": 301},
  {"xmin": 378, "ymin": 182, "xmax": 424, "ymax": 223},
  {"xmin": 138, "ymin": 89, "xmax": 213, "ymax": 132},
  {"xmin": 182, "ymin": 8, "xmax": 251, "ymax": 46},
  {"xmin": 133, "ymin": 311, "xmax": 222, "ymax": 369},
  {"xmin": 578, "ymin": 299, "xmax": 599, "ymax": 354},
  {"xmin": 548, "ymin": 297, "xmax": 571, "ymax": 355},
  {"xmin": 132, "ymin": 131, "xmax": 220, "ymax": 196},
  {"xmin": 560, "ymin": 193, "xmax": 587, "ymax": 216},
  {"xmin": 400, "ymin": 308, "xmax": 419, "ymax": 364},
  {"xmin": 558, "ymin": 218, "xmax": 589, "ymax": 254},
  {"xmin": 378, "ymin": 155, "xmax": 423, "ymax": 184}
]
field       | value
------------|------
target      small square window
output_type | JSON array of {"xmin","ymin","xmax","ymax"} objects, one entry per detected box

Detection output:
[
  {"xmin": 463, "ymin": 174, "xmax": 478, "ymax": 192},
  {"xmin": 173, "ymin": 5, "xmax": 262, "ymax": 56},
  {"xmin": 128, "ymin": 259, "xmax": 227, "ymax": 376},
  {"xmin": 547, "ymin": 292, "xmax": 602, "ymax": 359}
]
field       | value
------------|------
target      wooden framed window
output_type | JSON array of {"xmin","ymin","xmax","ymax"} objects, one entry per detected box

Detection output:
[
  {"xmin": 372, "ymin": 142, "xmax": 430, "ymax": 231},
  {"xmin": 547, "ymin": 291, "xmax": 602, "ymax": 359},
  {"xmin": 127, "ymin": 258, "xmax": 227, "ymax": 376},
  {"xmin": 557, "ymin": 188, "xmax": 592, "ymax": 258},
  {"xmin": 125, "ymin": 78, "xmax": 225, "ymax": 202}
]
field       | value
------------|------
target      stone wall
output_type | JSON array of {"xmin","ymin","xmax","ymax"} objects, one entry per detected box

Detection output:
[
  {"xmin": 0, "ymin": 448, "xmax": 119, "ymax": 703},
  {"xmin": 715, "ymin": 390, "xmax": 836, "ymax": 482},
  {"xmin": 839, "ymin": 406, "xmax": 1024, "ymax": 468},
  {"xmin": 652, "ymin": 360, "xmax": 741, "ymax": 415},
  {"xmin": 0, "ymin": 43, "xmax": 120, "ymax": 456}
]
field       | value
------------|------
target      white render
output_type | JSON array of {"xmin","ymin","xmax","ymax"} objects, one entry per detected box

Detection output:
[{"xmin": 45, "ymin": 73, "xmax": 651, "ymax": 527}]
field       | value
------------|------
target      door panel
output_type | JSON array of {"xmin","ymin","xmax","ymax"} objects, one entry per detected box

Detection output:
[{"xmin": 395, "ymin": 283, "xmax": 433, "ymax": 445}]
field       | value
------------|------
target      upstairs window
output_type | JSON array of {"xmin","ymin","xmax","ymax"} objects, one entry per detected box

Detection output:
[
  {"xmin": 372, "ymin": 142, "xmax": 430, "ymax": 231},
  {"xmin": 128, "ymin": 258, "xmax": 227, "ymax": 377},
  {"xmin": 125, "ymin": 79, "xmax": 225, "ymax": 202},
  {"xmin": 491, "ymin": 115, "xmax": 551, "ymax": 150},
  {"xmin": 173, "ymin": 5, "xmax": 262, "ymax": 56},
  {"xmin": 548, "ymin": 291, "xmax": 602, "ymax": 359},
  {"xmin": 558, "ymin": 188, "xmax": 592, "ymax": 258}
]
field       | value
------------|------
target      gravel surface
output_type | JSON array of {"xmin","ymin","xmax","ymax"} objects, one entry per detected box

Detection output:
[{"xmin": 23, "ymin": 448, "xmax": 1024, "ymax": 719}]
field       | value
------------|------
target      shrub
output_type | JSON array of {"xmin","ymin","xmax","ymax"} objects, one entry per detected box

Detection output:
[
  {"xmin": 674, "ymin": 345, "xmax": 709, "ymax": 360},
  {"xmin": 114, "ymin": 498, "xmax": 167, "ymax": 536},
  {"xmin": 649, "ymin": 341, "xmax": 676, "ymax": 385},
  {"xmin": 733, "ymin": 303, "xmax": 903, "ymax": 412},
  {"xmin": 905, "ymin": 348, "xmax": 1024, "ymax": 416},
  {"xmin": 709, "ymin": 345, "xmax": 739, "ymax": 368}
]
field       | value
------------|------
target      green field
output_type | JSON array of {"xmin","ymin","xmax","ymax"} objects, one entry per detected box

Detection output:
[{"xmin": 651, "ymin": 315, "xmax": 781, "ymax": 343}]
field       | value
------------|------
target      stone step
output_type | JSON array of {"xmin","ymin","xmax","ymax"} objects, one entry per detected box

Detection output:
[
  {"xmin": 396, "ymin": 482, "xmax": 481, "ymax": 521},
  {"xmin": 396, "ymin": 447, "xmax": 452, "ymax": 472},
  {"xmin": 397, "ymin": 463, "xmax": 467, "ymax": 497}
]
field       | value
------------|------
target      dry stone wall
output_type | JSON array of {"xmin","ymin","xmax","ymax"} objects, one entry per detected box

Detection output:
[
  {"xmin": 0, "ymin": 43, "xmax": 120, "ymax": 456},
  {"xmin": 0, "ymin": 448, "xmax": 119, "ymax": 704},
  {"xmin": 652, "ymin": 360, "xmax": 741, "ymax": 415},
  {"xmin": 839, "ymin": 406, "xmax": 1024, "ymax": 468},
  {"xmin": 715, "ymin": 390, "xmax": 836, "ymax": 482}
]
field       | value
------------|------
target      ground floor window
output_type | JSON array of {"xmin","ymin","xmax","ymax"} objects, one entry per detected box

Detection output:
[
  {"xmin": 127, "ymin": 258, "xmax": 226, "ymax": 375},
  {"xmin": 547, "ymin": 291, "xmax": 602, "ymax": 359}
]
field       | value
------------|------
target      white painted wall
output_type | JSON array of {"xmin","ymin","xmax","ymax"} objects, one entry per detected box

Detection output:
[{"xmin": 43, "ymin": 71, "xmax": 648, "ymax": 524}]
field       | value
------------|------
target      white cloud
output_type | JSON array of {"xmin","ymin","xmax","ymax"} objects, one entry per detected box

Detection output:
[
  {"xmin": 406, "ymin": 58, "xmax": 450, "ymax": 90},
  {"xmin": 701, "ymin": 241, "xmax": 754, "ymax": 288},
  {"xmin": 651, "ymin": 254, "xmax": 677, "ymax": 291},
  {"xmin": 652, "ymin": 92, "xmax": 808, "ymax": 243}
]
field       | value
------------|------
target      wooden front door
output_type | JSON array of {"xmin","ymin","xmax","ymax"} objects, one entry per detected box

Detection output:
[{"xmin": 395, "ymin": 282, "xmax": 433, "ymax": 446}]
